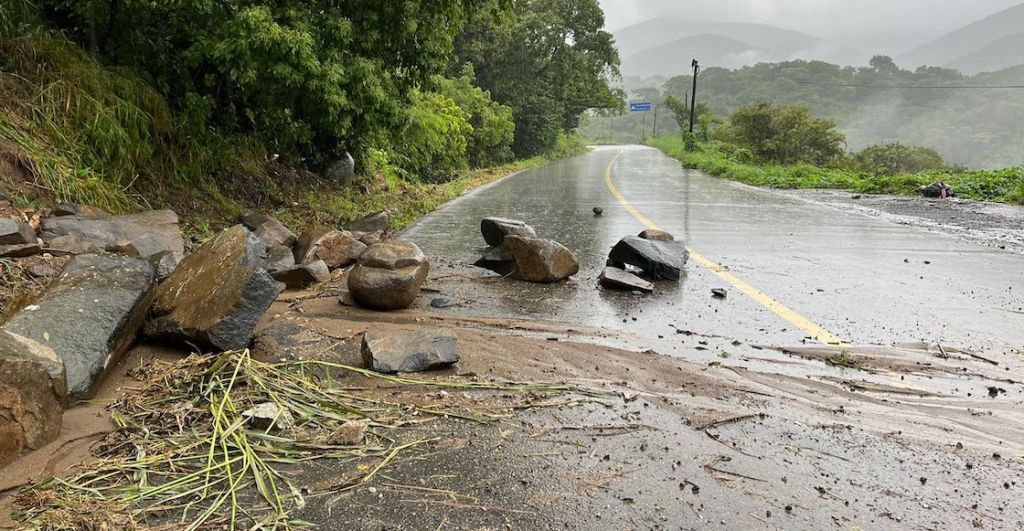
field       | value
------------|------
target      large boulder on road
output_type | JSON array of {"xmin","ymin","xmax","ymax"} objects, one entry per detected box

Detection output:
[
  {"xmin": 2, "ymin": 254, "xmax": 155, "ymax": 400},
  {"xmin": 145, "ymin": 225, "xmax": 283, "ymax": 351},
  {"xmin": 599, "ymin": 267, "xmax": 654, "ymax": 293},
  {"xmin": 504, "ymin": 235, "xmax": 579, "ymax": 283},
  {"xmin": 480, "ymin": 217, "xmax": 536, "ymax": 247},
  {"xmin": 40, "ymin": 210, "xmax": 185, "ymax": 263},
  {"xmin": 362, "ymin": 329, "xmax": 459, "ymax": 374},
  {"xmin": 473, "ymin": 244, "xmax": 517, "ymax": 277},
  {"xmin": 348, "ymin": 241, "xmax": 429, "ymax": 311},
  {"xmin": 0, "ymin": 330, "xmax": 66, "ymax": 467},
  {"xmin": 241, "ymin": 212, "xmax": 297, "ymax": 248},
  {"xmin": 608, "ymin": 236, "xmax": 688, "ymax": 281},
  {"xmin": 0, "ymin": 218, "xmax": 36, "ymax": 245}
]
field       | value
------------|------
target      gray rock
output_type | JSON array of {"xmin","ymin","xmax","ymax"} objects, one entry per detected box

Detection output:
[
  {"xmin": 51, "ymin": 204, "xmax": 110, "ymax": 218},
  {"xmin": 145, "ymin": 225, "xmax": 284, "ymax": 351},
  {"xmin": 608, "ymin": 236, "xmax": 689, "ymax": 281},
  {"xmin": 504, "ymin": 236, "xmax": 579, "ymax": 283},
  {"xmin": 40, "ymin": 210, "xmax": 185, "ymax": 263},
  {"xmin": 0, "ymin": 330, "xmax": 67, "ymax": 467},
  {"xmin": 252, "ymin": 320, "xmax": 356, "ymax": 364},
  {"xmin": 0, "ymin": 218, "xmax": 36, "ymax": 245},
  {"xmin": 27, "ymin": 263, "xmax": 56, "ymax": 278},
  {"xmin": 0, "ymin": 243, "xmax": 42, "ymax": 258},
  {"xmin": 325, "ymin": 152, "xmax": 356, "ymax": 186},
  {"xmin": 315, "ymin": 231, "xmax": 366, "ymax": 269},
  {"xmin": 430, "ymin": 297, "xmax": 457, "ymax": 309},
  {"xmin": 2, "ymin": 254, "xmax": 155, "ymax": 400},
  {"xmin": 356, "ymin": 230, "xmax": 384, "ymax": 247},
  {"xmin": 361, "ymin": 329, "xmax": 459, "ymax": 374},
  {"xmin": 272, "ymin": 260, "xmax": 330, "ymax": 290},
  {"xmin": 480, "ymin": 217, "xmax": 536, "ymax": 247},
  {"xmin": 638, "ymin": 229, "xmax": 675, "ymax": 242},
  {"xmin": 148, "ymin": 250, "xmax": 179, "ymax": 281},
  {"xmin": 293, "ymin": 227, "xmax": 331, "ymax": 264},
  {"xmin": 264, "ymin": 244, "xmax": 296, "ymax": 273},
  {"xmin": 599, "ymin": 267, "xmax": 654, "ymax": 293},
  {"xmin": 46, "ymin": 234, "xmax": 103, "ymax": 256},
  {"xmin": 241, "ymin": 212, "xmax": 297, "ymax": 248},
  {"xmin": 348, "ymin": 241, "xmax": 429, "ymax": 311},
  {"xmin": 347, "ymin": 211, "xmax": 391, "ymax": 233},
  {"xmin": 242, "ymin": 402, "xmax": 295, "ymax": 431},
  {"xmin": 105, "ymin": 239, "xmax": 140, "ymax": 256}
]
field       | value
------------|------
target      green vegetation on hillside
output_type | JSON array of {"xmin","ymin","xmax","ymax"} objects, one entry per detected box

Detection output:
[{"xmin": 0, "ymin": 0, "xmax": 618, "ymax": 226}]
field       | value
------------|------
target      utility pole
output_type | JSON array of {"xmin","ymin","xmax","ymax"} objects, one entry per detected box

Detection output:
[
  {"xmin": 652, "ymin": 104, "xmax": 659, "ymax": 138},
  {"xmin": 689, "ymin": 59, "xmax": 700, "ymax": 133},
  {"xmin": 641, "ymin": 112, "xmax": 647, "ymax": 142}
]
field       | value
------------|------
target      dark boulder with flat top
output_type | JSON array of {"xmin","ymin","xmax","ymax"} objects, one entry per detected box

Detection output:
[
  {"xmin": 361, "ymin": 329, "xmax": 459, "ymax": 374},
  {"xmin": 608, "ymin": 236, "xmax": 688, "ymax": 281},
  {"xmin": 40, "ymin": 210, "xmax": 185, "ymax": 264},
  {"xmin": 480, "ymin": 217, "xmax": 537, "ymax": 247},
  {"xmin": 145, "ymin": 225, "xmax": 283, "ymax": 351},
  {"xmin": 2, "ymin": 254, "xmax": 155, "ymax": 400}
]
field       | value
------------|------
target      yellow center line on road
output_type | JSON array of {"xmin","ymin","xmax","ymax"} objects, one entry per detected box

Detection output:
[{"xmin": 603, "ymin": 152, "xmax": 846, "ymax": 346}]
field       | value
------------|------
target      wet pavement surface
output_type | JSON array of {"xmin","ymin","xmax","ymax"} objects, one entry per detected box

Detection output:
[{"xmin": 404, "ymin": 145, "xmax": 1024, "ymax": 357}]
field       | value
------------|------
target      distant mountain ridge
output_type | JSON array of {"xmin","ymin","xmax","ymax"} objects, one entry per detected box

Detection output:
[
  {"xmin": 900, "ymin": 3, "xmax": 1024, "ymax": 72},
  {"xmin": 614, "ymin": 18, "xmax": 823, "ymax": 78}
]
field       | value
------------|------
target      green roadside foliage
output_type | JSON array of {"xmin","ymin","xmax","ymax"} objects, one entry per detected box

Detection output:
[{"xmin": 648, "ymin": 136, "xmax": 1024, "ymax": 205}]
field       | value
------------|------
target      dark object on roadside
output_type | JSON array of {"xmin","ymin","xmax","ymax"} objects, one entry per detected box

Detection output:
[
  {"xmin": 348, "ymin": 240, "xmax": 429, "ymax": 311},
  {"xmin": 145, "ymin": 225, "xmax": 283, "ymax": 351},
  {"xmin": 480, "ymin": 217, "xmax": 537, "ymax": 246},
  {"xmin": 921, "ymin": 182, "xmax": 955, "ymax": 199},
  {"xmin": 988, "ymin": 386, "xmax": 1006, "ymax": 398},
  {"xmin": 0, "ymin": 330, "xmax": 66, "ymax": 467},
  {"xmin": 593, "ymin": 207, "xmax": 604, "ymax": 216},
  {"xmin": 599, "ymin": 267, "xmax": 654, "ymax": 293},
  {"xmin": 362, "ymin": 329, "xmax": 459, "ymax": 374},
  {"xmin": 325, "ymin": 152, "xmax": 356, "ymax": 187},
  {"xmin": 608, "ymin": 236, "xmax": 688, "ymax": 281},
  {"xmin": 712, "ymin": 288, "xmax": 728, "ymax": 299},
  {"xmin": 347, "ymin": 210, "xmax": 391, "ymax": 234},
  {"xmin": 3, "ymin": 254, "xmax": 155, "ymax": 400},
  {"xmin": 638, "ymin": 229, "xmax": 675, "ymax": 242}
]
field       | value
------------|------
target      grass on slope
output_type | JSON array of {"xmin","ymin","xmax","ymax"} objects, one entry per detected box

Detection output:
[{"xmin": 647, "ymin": 136, "xmax": 1024, "ymax": 205}]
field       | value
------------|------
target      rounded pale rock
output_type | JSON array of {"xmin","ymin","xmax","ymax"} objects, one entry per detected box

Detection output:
[{"xmin": 504, "ymin": 235, "xmax": 579, "ymax": 283}]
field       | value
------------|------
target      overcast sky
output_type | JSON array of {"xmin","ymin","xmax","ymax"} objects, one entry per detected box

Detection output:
[{"xmin": 599, "ymin": 0, "xmax": 1022, "ymax": 48}]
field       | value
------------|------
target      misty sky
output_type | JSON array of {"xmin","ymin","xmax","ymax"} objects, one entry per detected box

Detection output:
[{"xmin": 599, "ymin": 0, "xmax": 1022, "ymax": 51}]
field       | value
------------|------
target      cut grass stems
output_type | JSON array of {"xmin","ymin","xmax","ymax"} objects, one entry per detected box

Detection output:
[{"xmin": 14, "ymin": 350, "xmax": 602, "ymax": 529}]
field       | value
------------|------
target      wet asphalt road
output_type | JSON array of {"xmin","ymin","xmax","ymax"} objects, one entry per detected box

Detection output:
[{"xmin": 404, "ymin": 145, "xmax": 1023, "ymax": 356}]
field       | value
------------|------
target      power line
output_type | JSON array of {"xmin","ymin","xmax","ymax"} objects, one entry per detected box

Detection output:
[{"xmin": 746, "ymin": 73, "xmax": 1024, "ymax": 90}]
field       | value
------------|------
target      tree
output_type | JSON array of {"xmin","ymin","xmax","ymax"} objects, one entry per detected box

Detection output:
[
  {"xmin": 455, "ymin": 0, "xmax": 621, "ymax": 157},
  {"xmin": 433, "ymin": 68, "xmax": 515, "ymax": 167},
  {"xmin": 723, "ymin": 103, "xmax": 846, "ymax": 165},
  {"xmin": 35, "ymin": 1, "xmax": 495, "ymax": 165},
  {"xmin": 854, "ymin": 143, "xmax": 948, "ymax": 175}
]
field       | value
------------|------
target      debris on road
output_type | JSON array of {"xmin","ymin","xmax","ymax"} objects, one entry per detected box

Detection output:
[
  {"xmin": 480, "ymin": 217, "xmax": 537, "ymax": 246},
  {"xmin": 921, "ymin": 182, "xmax": 956, "ymax": 199},
  {"xmin": 503, "ymin": 235, "xmax": 579, "ymax": 283},
  {"xmin": 362, "ymin": 329, "xmax": 460, "ymax": 374},
  {"xmin": 712, "ymin": 288, "xmax": 728, "ymax": 299},
  {"xmin": 593, "ymin": 207, "xmax": 604, "ymax": 216},
  {"xmin": 348, "ymin": 240, "xmax": 430, "ymax": 310},
  {"xmin": 599, "ymin": 266, "xmax": 654, "ymax": 293},
  {"xmin": 145, "ymin": 225, "xmax": 283, "ymax": 350},
  {"xmin": 608, "ymin": 236, "xmax": 688, "ymax": 281}
]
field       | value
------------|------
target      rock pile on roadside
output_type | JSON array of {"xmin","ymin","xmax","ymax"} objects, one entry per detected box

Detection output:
[
  {"xmin": 473, "ymin": 217, "xmax": 579, "ymax": 283},
  {"xmin": 0, "ymin": 203, "xmax": 427, "ymax": 463}
]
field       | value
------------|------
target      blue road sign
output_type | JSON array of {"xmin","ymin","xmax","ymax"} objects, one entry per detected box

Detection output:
[{"xmin": 630, "ymin": 102, "xmax": 652, "ymax": 112}]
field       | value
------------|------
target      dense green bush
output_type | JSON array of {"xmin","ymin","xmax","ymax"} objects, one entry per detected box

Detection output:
[
  {"xmin": 393, "ymin": 89, "xmax": 472, "ymax": 183},
  {"xmin": 854, "ymin": 143, "xmax": 948, "ymax": 175},
  {"xmin": 719, "ymin": 103, "xmax": 846, "ymax": 166},
  {"xmin": 433, "ymin": 70, "xmax": 515, "ymax": 167}
]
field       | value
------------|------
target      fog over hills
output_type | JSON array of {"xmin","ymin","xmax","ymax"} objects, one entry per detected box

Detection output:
[{"xmin": 900, "ymin": 3, "xmax": 1024, "ymax": 73}]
